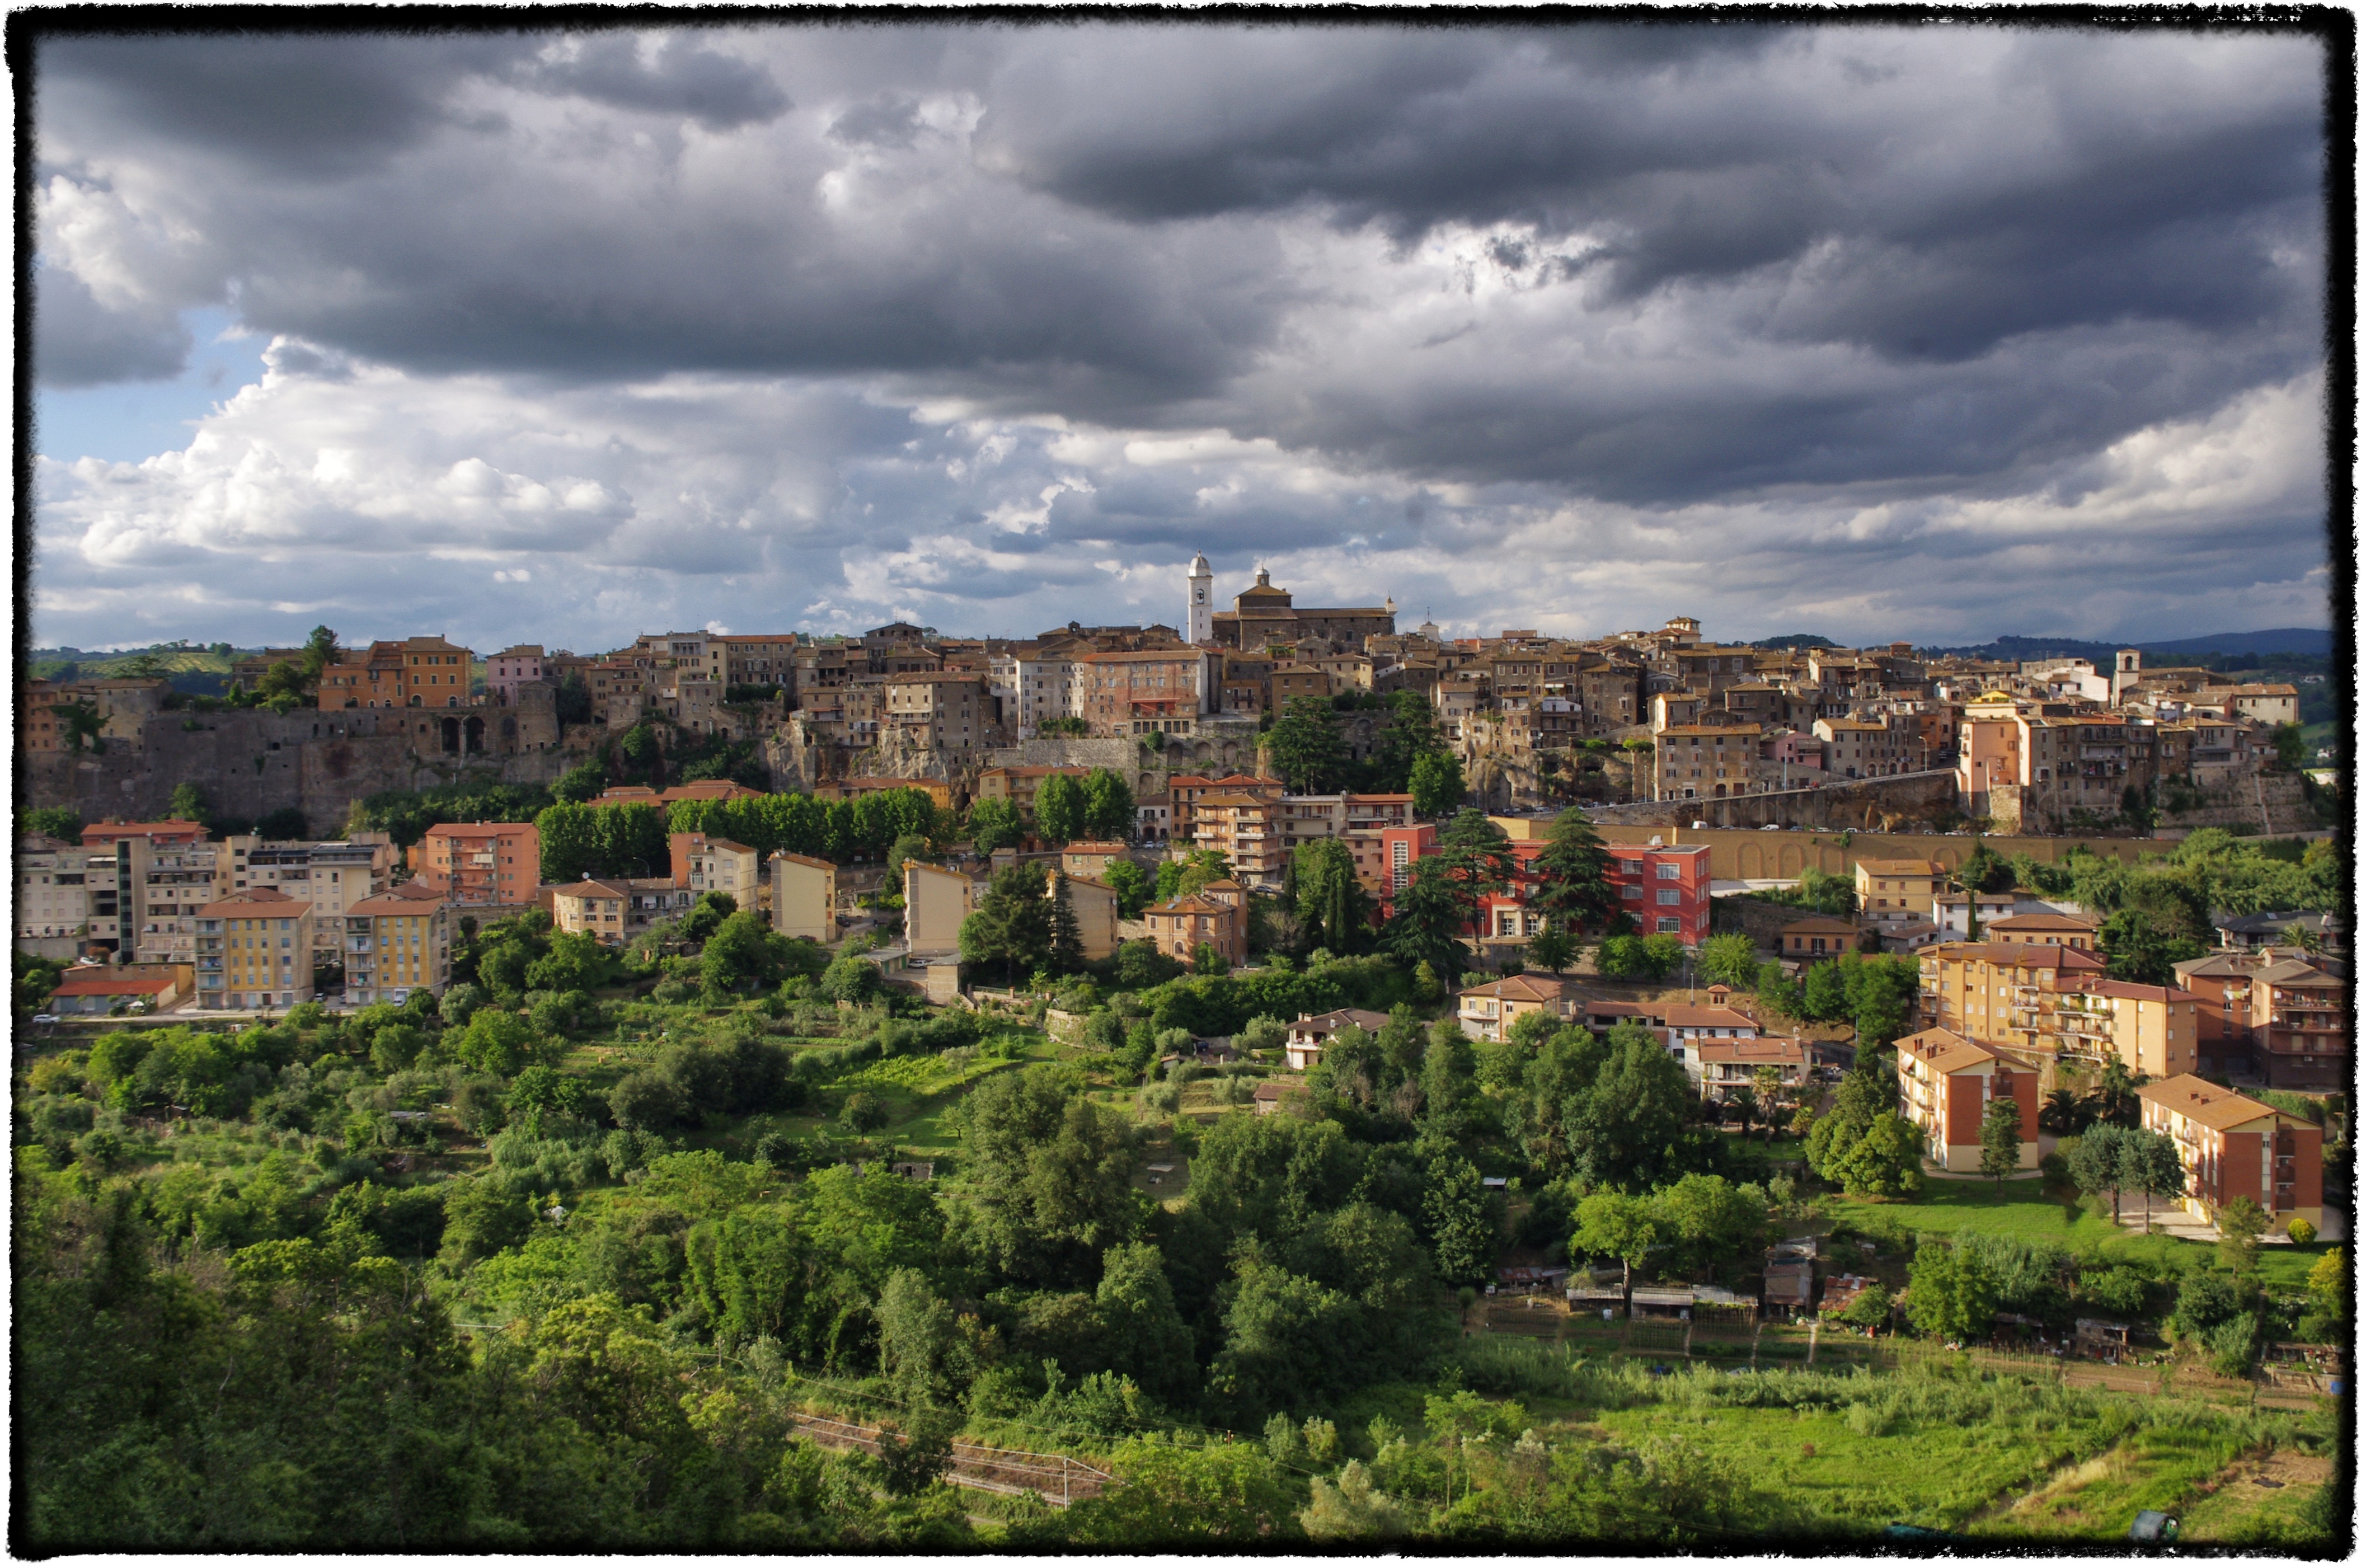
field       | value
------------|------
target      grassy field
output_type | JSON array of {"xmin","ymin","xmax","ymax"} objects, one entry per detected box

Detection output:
[{"xmin": 1824, "ymin": 1178, "xmax": 2327, "ymax": 1293}]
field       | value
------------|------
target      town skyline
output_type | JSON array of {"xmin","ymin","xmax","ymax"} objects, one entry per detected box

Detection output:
[{"xmin": 29, "ymin": 22, "xmax": 2335, "ymax": 654}]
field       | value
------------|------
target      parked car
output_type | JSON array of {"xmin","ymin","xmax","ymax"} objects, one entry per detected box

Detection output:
[{"xmin": 30, "ymin": 1013, "xmax": 58, "ymax": 1025}]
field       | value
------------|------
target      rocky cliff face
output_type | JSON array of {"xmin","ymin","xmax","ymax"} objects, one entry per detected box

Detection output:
[{"xmin": 25, "ymin": 708, "xmax": 581, "ymax": 835}]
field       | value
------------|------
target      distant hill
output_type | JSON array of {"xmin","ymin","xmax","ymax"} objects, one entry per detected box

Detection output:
[
  {"xmin": 2137, "ymin": 627, "xmax": 2332, "ymax": 657},
  {"xmin": 1746, "ymin": 633, "xmax": 1839, "ymax": 650},
  {"xmin": 1917, "ymin": 630, "xmax": 2332, "ymax": 664}
]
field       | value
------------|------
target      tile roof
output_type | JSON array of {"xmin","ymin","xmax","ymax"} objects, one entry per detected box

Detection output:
[
  {"xmin": 1987, "ymin": 911, "xmax": 2099, "ymax": 931},
  {"xmin": 2136, "ymin": 1073, "xmax": 2282, "ymax": 1133},
  {"xmin": 1458, "ymin": 974, "xmax": 1567, "ymax": 1003},
  {"xmin": 553, "ymin": 878, "xmax": 632, "ymax": 898},
  {"xmin": 1664, "ymin": 1004, "xmax": 1758, "ymax": 1029},
  {"xmin": 1695, "ymin": 1037, "xmax": 1809, "ymax": 1064},
  {"xmin": 1895, "ymin": 1026, "xmax": 2010, "ymax": 1074}
]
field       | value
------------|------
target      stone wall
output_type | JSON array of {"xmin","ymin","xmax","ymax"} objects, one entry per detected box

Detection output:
[
  {"xmin": 1583, "ymin": 768, "xmax": 1962, "ymax": 832},
  {"xmin": 25, "ymin": 708, "xmax": 579, "ymax": 838}
]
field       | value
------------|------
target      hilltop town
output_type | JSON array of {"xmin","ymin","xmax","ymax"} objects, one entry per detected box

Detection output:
[{"xmin": 15, "ymin": 561, "xmax": 2347, "ymax": 1550}]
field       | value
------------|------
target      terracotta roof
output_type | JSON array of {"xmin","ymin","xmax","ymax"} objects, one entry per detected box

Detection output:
[
  {"xmin": 1458, "ymin": 974, "xmax": 1566, "ymax": 1003},
  {"xmin": 2087, "ymin": 980, "xmax": 2190, "ymax": 1002},
  {"xmin": 2137, "ymin": 1073, "xmax": 2282, "ymax": 1133},
  {"xmin": 423, "ymin": 820, "xmax": 536, "ymax": 838},
  {"xmin": 553, "ymin": 878, "xmax": 632, "ymax": 898},
  {"xmin": 1150, "ymin": 895, "xmax": 1235, "ymax": 916},
  {"xmin": 348, "ymin": 890, "xmax": 448, "ymax": 916},
  {"xmin": 1987, "ymin": 911, "xmax": 2099, "ymax": 932},
  {"xmin": 1932, "ymin": 941, "xmax": 2106, "ymax": 970},
  {"xmin": 1895, "ymin": 1026, "xmax": 2003, "ymax": 1074},
  {"xmin": 1695, "ymin": 1037, "xmax": 1809, "ymax": 1064},
  {"xmin": 81, "ymin": 820, "xmax": 206, "ymax": 842},
  {"xmin": 199, "ymin": 887, "xmax": 309, "ymax": 917},
  {"xmin": 1665, "ymin": 1004, "xmax": 1758, "ymax": 1030},
  {"xmin": 769, "ymin": 851, "xmax": 837, "ymax": 872}
]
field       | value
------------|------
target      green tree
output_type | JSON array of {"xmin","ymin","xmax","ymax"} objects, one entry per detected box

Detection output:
[
  {"xmin": 1292, "ymin": 838, "xmax": 1369, "ymax": 956},
  {"xmin": 1565, "ymin": 1027, "xmax": 1695, "ymax": 1191},
  {"xmin": 21, "ymin": 806, "xmax": 81, "ymax": 841},
  {"xmin": 1906, "ymin": 1240, "xmax": 1997, "ymax": 1341},
  {"xmin": 2120, "ymin": 1127, "xmax": 2187, "ymax": 1232},
  {"xmin": 1093, "ymin": 1242, "xmax": 1197, "ymax": 1406},
  {"xmin": 965, "ymin": 796, "xmax": 1026, "ymax": 856},
  {"xmin": 953, "ymin": 1065, "xmax": 1143, "ymax": 1289},
  {"xmin": 1380, "ymin": 857, "xmax": 1473, "ymax": 980},
  {"xmin": 1571, "ymin": 1190, "xmax": 1658, "ymax": 1306},
  {"xmin": 702, "ymin": 910, "xmax": 788, "ymax": 999},
  {"xmin": 450, "ymin": 1008, "xmax": 537, "ymax": 1077},
  {"xmin": 1651, "ymin": 1172, "xmax": 1769, "ymax": 1285},
  {"xmin": 959, "ymin": 862, "xmax": 1059, "ymax": 987},
  {"xmin": 1423, "ymin": 1153, "xmax": 1500, "ymax": 1285},
  {"xmin": 2099, "ymin": 907, "xmax": 2207, "ymax": 985},
  {"xmin": 879, "ymin": 835, "xmax": 934, "ymax": 903},
  {"xmin": 1524, "ymin": 808, "xmax": 1615, "ymax": 937},
  {"xmin": 1956, "ymin": 840, "xmax": 2014, "ymax": 893},
  {"xmin": 168, "ymin": 781, "xmax": 212, "ymax": 825},
  {"xmin": 1048, "ymin": 875, "xmax": 1086, "ymax": 975},
  {"xmin": 1408, "ymin": 750, "xmax": 1466, "ymax": 819},
  {"xmin": 1524, "ymin": 925, "xmax": 1576, "ymax": 975},
  {"xmin": 2067, "ymin": 1121, "xmax": 2131, "ymax": 1222},
  {"xmin": 1978, "ymin": 1094, "xmax": 2022, "ymax": 1193},
  {"xmin": 1035, "ymin": 773, "xmax": 1087, "ymax": 846},
  {"xmin": 1101, "ymin": 859, "xmax": 1152, "ymax": 920},
  {"xmin": 1825, "ymin": 1112, "xmax": 1924, "ymax": 1199},
  {"xmin": 1367, "ymin": 692, "xmax": 1444, "ymax": 793},
  {"xmin": 1264, "ymin": 695, "xmax": 1346, "ymax": 793},
  {"xmin": 2216, "ymin": 1195, "xmax": 2267, "ymax": 1280},
  {"xmin": 550, "ymin": 757, "xmax": 605, "ymax": 803},
  {"xmin": 1699, "ymin": 934, "xmax": 1760, "ymax": 990},
  {"xmin": 1081, "ymin": 768, "xmax": 1135, "ymax": 841},
  {"xmin": 875, "ymin": 1267, "xmax": 963, "ymax": 1407},
  {"xmin": 506, "ymin": 1064, "xmax": 595, "ymax": 1138}
]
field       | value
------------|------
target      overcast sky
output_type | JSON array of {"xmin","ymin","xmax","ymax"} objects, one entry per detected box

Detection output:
[{"xmin": 28, "ymin": 21, "xmax": 2333, "ymax": 654}]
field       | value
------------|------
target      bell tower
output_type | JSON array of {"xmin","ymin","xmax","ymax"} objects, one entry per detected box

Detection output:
[{"xmin": 1186, "ymin": 551, "xmax": 1214, "ymax": 645}]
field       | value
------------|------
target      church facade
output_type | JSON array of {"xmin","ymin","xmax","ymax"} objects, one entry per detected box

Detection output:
[{"xmin": 1208, "ymin": 567, "xmax": 1396, "ymax": 651}]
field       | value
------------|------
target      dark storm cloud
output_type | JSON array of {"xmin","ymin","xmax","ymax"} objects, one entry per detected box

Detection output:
[
  {"xmin": 31, "ymin": 261, "xmax": 188, "ymax": 386},
  {"xmin": 26, "ymin": 23, "xmax": 2330, "ymax": 650},
  {"xmin": 35, "ymin": 34, "xmax": 536, "ymax": 178},
  {"xmin": 513, "ymin": 34, "xmax": 792, "ymax": 130}
]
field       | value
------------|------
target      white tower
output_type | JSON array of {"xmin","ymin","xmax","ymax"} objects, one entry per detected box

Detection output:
[{"xmin": 1186, "ymin": 551, "xmax": 1214, "ymax": 645}]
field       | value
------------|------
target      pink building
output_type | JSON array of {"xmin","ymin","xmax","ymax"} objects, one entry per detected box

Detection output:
[
  {"xmin": 1379, "ymin": 821, "xmax": 1712, "ymax": 949},
  {"xmin": 487, "ymin": 645, "xmax": 544, "ymax": 702}
]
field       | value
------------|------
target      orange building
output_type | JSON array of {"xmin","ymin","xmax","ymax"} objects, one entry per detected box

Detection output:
[
  {"xmin": 1895, "ymin": 1026, "xmax": 2040, "ymax": 1171},
  {"xmin": 2137, "ymin": 1074, "xmax": 2323, "ymax": 1234},
  {"xmin": 1142, "ymin": 891, "xmax": 1245, "ymax": 970},
  {"xmin": 318, "ymin": 634, "xmax": 477, "ymax": 710},
  {"xmin": 409, "ymin": 821, "xmax": 540, "ymax": 904}
]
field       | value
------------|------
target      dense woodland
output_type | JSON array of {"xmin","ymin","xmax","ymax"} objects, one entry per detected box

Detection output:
[{"xmin": 13, "ymin": 800, "xmax": 2350, "ymax": 1549}]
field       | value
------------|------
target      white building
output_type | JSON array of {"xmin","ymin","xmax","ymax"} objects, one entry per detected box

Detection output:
[{"xmin": 1186, "ymin": 551, "xmax": 1214, "ymax": 645}]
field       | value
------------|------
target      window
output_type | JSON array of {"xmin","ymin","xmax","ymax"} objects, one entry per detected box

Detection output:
[
  {"xmin": 1656, "ymin": 888, "xmax": 1681, "ymax": 906},
  {"xmin": 1656, "ymin": 917, "xmax": 1682, "ymax": 934},
  {"xmin": 1654, "ymin": 862, "xmax": 1680, "ymax": 880},
  {"xmin": 1622, "ymin": 884, "xmax": 1641, "ymax": 900}
]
